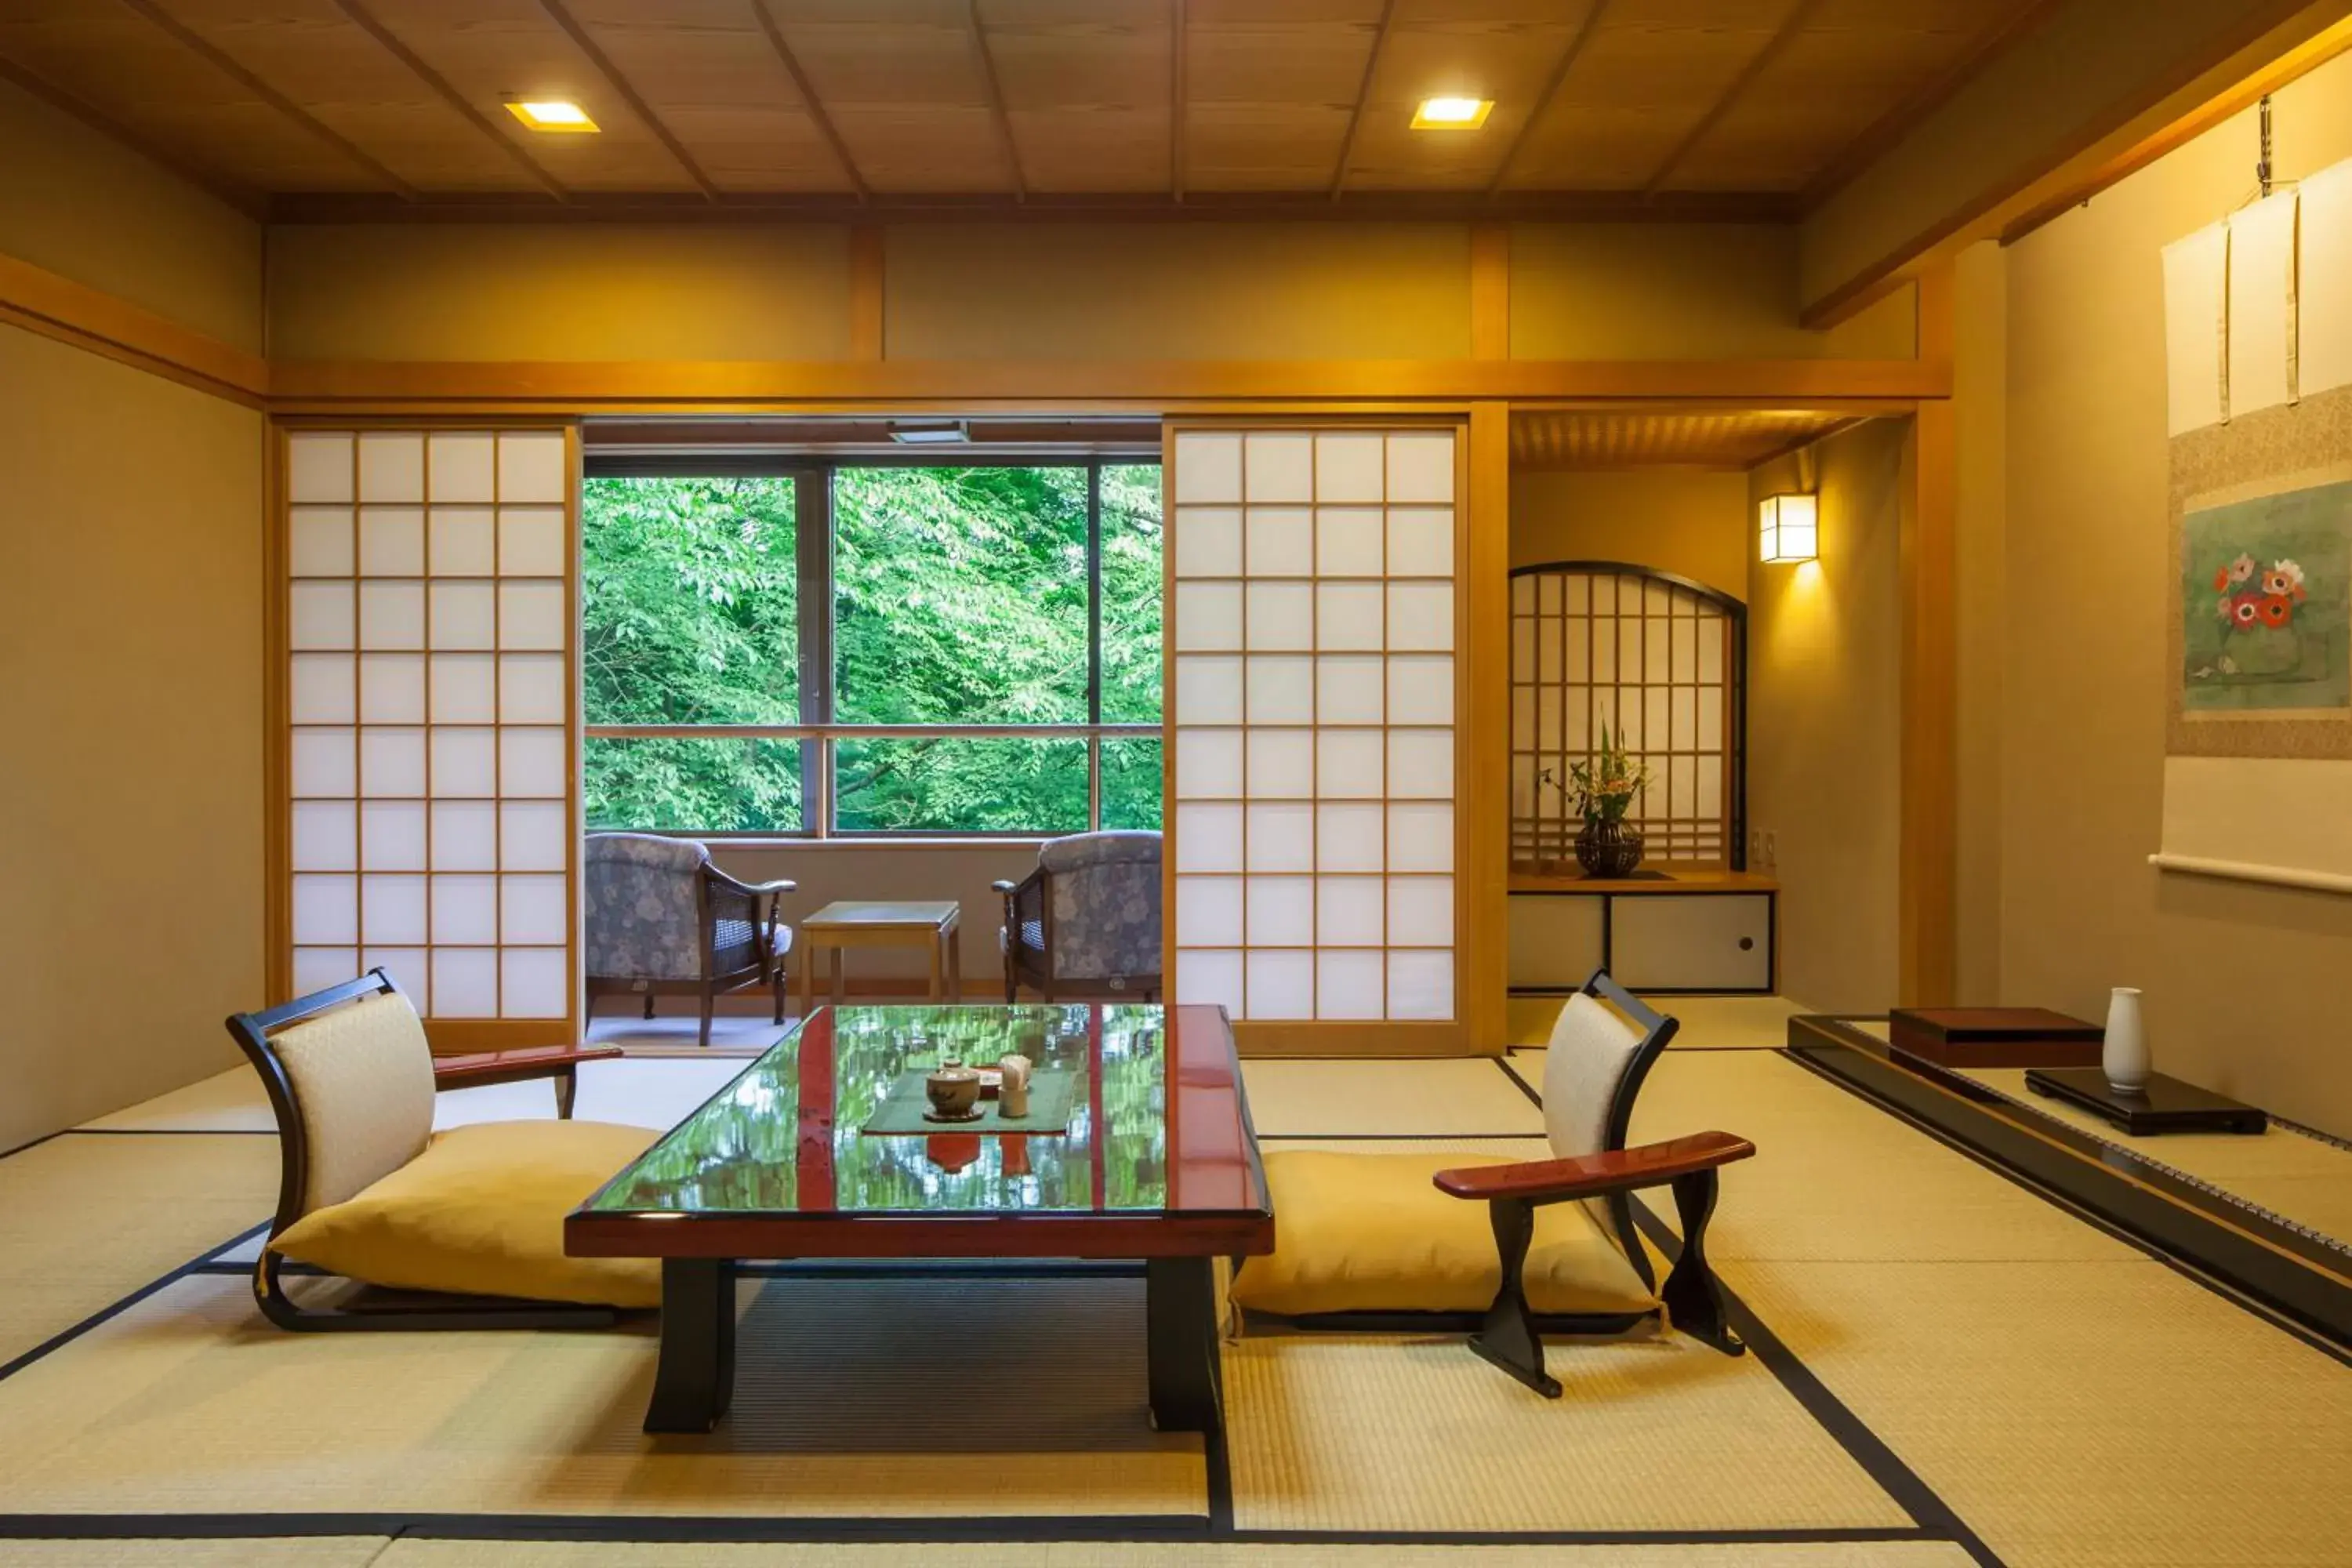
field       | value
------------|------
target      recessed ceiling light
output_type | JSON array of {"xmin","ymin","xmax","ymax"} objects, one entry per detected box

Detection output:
[
  {"xmin": 1412, "ymin": 96, "xmax": 1493, "ymax": 130},
  {"xmin": 506, "ymin": 100, "xmax": 598, "ymax": 133}
]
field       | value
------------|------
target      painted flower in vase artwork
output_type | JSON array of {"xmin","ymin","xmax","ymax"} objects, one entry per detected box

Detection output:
[
  {"xmin": 2205, "ymin": 557, "xmax": 2309, "ymax": 676},
  {"xmin": 2181, "ymin": 479, "xmax": 2352, "ymax": 713}
]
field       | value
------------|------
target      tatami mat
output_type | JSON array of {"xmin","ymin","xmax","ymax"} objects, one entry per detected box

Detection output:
[
  {"xmin": 1240, "ymin": 1058, "xmax": 1543, "ymax": 1138},
  {"xmin": 1607, "ymin": 1047, "xmax": 2352, "ymax": 1567},
  {"xmin": 1223, "ymin": 1331, "xmax": 1907, "ymax": 1534},
  {"xmin": 371, "ymin": 1543, "xmax": 1980, "ymax": 1567},
  {"xmin": 0, "ymin": 1544, "xmax": 390, "ymax": 1566},
  {"xmin": 0, "ymin": 1273, "xmax": 1202, "ymax": 1521},
  {"xmin": 75, "ymin": 1065, "xmax": 275, "ymax": 1132},
  {"xmin": 1627, "ymin": 1051, "xmax": 2129, "ymax": 1264},
  {"xmin": 1508, "ymin": 993, "xmax": 1812, "ymax": 1053},
  {"xmin": 1733, "ymin": 1256, "xmax": 2352, "ymax": 1567},
  {"xmin": 436, "ymin": 1059, "xmax": 747, "ymax": 1132},
  {"xmin": 0, "ymin": 1133, "xmax": 275, "ymax": 1368},
  {"xmin": 1959, "ymin": 1066, "xmax": 2352, "ymax": 1245},
  {"xmin": 75, "ymin": 1060, "xmax": 749, "ymax": 1138},
  {"xmin": 585, "ymin": 1011, "xmax": 792, "ymax": 1053}
]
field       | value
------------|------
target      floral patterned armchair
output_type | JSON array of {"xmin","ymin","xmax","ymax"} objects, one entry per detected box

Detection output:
[
  {"xmin": 992, "ymin": 830, "xmax": 1162, "ymax": 1003},
  {"xmin": 584, "ymin": 833, "xmax": 793, "ymax": 1048}
]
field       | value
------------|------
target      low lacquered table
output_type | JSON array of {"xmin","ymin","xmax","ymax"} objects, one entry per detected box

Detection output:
[{"xmin": 567, "ymin": 1003, "xmax": 1273, "ymax": 1437}]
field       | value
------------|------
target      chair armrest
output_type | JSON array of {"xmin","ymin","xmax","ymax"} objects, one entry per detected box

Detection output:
[
  {"xmin": 702, "ymin": 865, "xmax": 796, "ymax": 898},
  {"xmin": 1433, "ymin": 1131, "xmax": 1754, "ymax": 1203},
  {"xmin": 989, "ymin": 880, "xmax": 1019, "ymax": 895},
  {"xmin": 434, "ymin": 1045, "xmax": 622, "ymax": 1091}
]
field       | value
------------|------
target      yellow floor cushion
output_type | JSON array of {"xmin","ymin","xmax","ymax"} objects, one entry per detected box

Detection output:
[
  {"xmin": 271, "ymin": 1120, "xmax": 663, "ymax": 1308},
  {"xmin": 1231, "ymin": 1149, "xmax": 1660, "ymax": 1318}
]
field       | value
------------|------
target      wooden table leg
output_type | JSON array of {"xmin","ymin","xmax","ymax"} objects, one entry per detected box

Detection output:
[
  {"xmin": 1145, "ymin": 1256, "xmax": 1221, "ymax": 1435},
  {"xmin": 926, "ymin": 936, "xmax": 943, "ymax": 1001},
  {"xmin": 828, "ymin": 948, "xmax": 844, "ymax": 1005},
  {"xmin": 947, "ymin": 924, "xmax": 964, "ymax": 1001},
  {"xmin": 796, "ymin": 939, "xmax": 816, "ymax": 1022},
  {"xmin": 644, "ymin": 1258, "xmax": 737, "ymax": 1433}
]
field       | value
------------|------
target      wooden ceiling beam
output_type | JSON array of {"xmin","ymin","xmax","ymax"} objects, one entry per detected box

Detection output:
[
  {"xmin": 967, "ymin": 0, "xmax": 1026, "ymax": 201},
  {"xmin": 1329, "ymin": 0, "xmax": 1398, "ymax": 201},
  {"xmin": 1800, "ymin": 0, "xmax": 2065, "ymax": 213},
  {"xmin": 122, "ymin": 0, "xmax": 420, "ymax": 200},
  {"xmin": 1643, "ymin": 0, "xmax": 1827, "ymax": 196},
  {"xmin": 750, "ymin": 0, "xmax": 869, "ymax": 202},
  {"xmin": 1170, "ymin": 0, "xmax": 1187, "ymax": 201},
  {"xmin": 537, "ymin": 0, "xmax": 720, "ymax": 201},
  {"xmin": 1485, "ymin": 0, "xmax": 1608, "ymax": 198},
  {"xmin": 0, "ymin": 50, "xmax": 265, "ymax": 218},
  {"xmin": 263, "ymin": 187, "xmax": 1801, "ymax": 224},
  {"xmin": 330, "ymin": 0, "xmax": 570, "ymax": 201}
]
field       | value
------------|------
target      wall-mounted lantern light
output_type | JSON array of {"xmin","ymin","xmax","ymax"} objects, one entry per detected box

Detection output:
[{"xmin": 1759, "ymin": 492, "xmax": 1819, "ymax": 564}]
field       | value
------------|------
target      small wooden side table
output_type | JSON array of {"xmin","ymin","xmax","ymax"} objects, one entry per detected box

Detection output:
[{"xmin": 797, "ymin": 900, "xmax": 963, "ymax": 1016}]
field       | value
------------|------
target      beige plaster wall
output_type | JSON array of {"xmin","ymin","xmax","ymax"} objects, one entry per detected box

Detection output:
[
  {"xmin": 1990, "ymin": 49, "xmax": 2352, "ymax": 1132},
  {"xmin": 1513, "ymin": 224, "xmax": 1916, "ymax": 361},
  {"xmin": 0, "ymin": 324, "xmax": 265, "ymax": 1149},
  {"xmin": 1509, "ymin": 469, "xmax": 1752, "ymax": 600},
  {"xmin": 267, "ymin": 224, "xmax": 855, "ymax": 362},
  {"xmin": 264, "ymin": 218, "xmax": 1910, "ymax": 365},
  {"xmin": 1747, "ymin": 419, "xmax": 1907, "ymax": 1013},
  {"xmin": 0, "ymin": 77, "xmax": 263, "ymax": 352}
]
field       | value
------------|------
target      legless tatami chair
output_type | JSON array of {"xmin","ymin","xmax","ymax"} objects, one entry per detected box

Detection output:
[
  {"xmin": 227, "ymin": 971, "xmax": 662, "ymax": 1330},
  {"xmin": 1229, "ymin": 971, "xmax": 1755, "ymax": 1395}
]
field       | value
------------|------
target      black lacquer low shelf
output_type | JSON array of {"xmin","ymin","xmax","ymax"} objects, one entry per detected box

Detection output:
[{"xmin": 2024, "ymin": 1068, "xmax": 2268, "ymax": 1136}]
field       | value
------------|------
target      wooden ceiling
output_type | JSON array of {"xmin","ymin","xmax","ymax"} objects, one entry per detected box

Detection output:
[
  {"xmin": 0, "ymin": 1, "xmax": 2053, "ymax": 218},
  {"xmin": 1510, "ymin": 406, "xmax": 1861, "ymax": 468}
]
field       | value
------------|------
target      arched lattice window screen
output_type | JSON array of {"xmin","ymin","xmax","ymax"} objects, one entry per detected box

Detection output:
[{"xmin": 1510, "ymin": 565, "xmax": 1742, "ymax": 870}]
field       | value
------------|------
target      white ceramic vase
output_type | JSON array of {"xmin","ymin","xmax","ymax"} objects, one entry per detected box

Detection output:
[{"xmin": 2103, "ymin": 987, "xmax": 2150, "ymax": 1094}]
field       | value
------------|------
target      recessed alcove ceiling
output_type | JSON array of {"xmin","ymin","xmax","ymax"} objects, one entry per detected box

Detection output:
[
  {"xmin": 1508, "ymin": 406, "xmax": 1868, "ymax": 470},
  {"xmin": 0, "ymin": 0, "xmax": 2052, "ymax": 220}
]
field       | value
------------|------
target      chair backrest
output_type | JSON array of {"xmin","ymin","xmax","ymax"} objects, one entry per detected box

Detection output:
[
  {"xmin": 1540, "ymin": 971, "xmax": 1679, "ymax": 1283},
  {"xmin": 1040, "ymin": 830, "xmax": 1163, "ymax": 982},
  {"xmin": 1540, "ymin": 971, "xmax": 1678, "ymax": 1160},
  {"xmin": 226, "ymin": 971, "xmax": 437, "ymax": 1230},
  {"xmin": 585, "ymin": 831, "xmax": 711, "ymax": 981}
]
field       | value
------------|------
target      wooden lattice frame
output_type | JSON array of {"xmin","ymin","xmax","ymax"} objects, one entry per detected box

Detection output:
[{"xmin": 1508, "ymin": 561, "xmax": 1746, "ymax": 873}]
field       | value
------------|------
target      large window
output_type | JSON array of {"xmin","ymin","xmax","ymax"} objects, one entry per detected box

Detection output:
[{"xmin": 583, "ymin": 460, "xmax": 1162, "ymax": 836}]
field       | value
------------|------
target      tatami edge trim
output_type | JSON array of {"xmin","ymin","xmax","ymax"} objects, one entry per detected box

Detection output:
[
  {"xmin": 0, "ymin": 1515, "xmax": 1956, "ymax": 1546},
  {"xmin": 0, "ymin": 1221, "xmax": 271, "ymax": 1388}
]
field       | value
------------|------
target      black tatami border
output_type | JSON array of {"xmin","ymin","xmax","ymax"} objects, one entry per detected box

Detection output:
[{"xmin": 0, "ymin": 1057, "xmax": 1984, "ymax": 1553}]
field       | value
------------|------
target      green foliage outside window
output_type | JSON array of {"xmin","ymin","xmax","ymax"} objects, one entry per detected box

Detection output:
[{"xmin": 580, "ymin": 463, "xmax": 1162, "ymax": 835}]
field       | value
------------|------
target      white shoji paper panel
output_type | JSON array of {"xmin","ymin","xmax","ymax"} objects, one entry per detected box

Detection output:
[
  {"xmin": 282, "ymin": 429, "xmax": 575, "ymax": 1025},
  {"xmin": 1170, "ymin": 428, "xmax": 1457, "ymax": 1025}
]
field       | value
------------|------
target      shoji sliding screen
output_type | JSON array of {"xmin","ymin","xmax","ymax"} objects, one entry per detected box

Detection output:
[
  {"xmin": 1166, "ymin": 426, "xmax": 1466, "ymax": 1049},
  {"xmin": 281, "ymin": 427, "xmax": 578, "ymax": 1049}
]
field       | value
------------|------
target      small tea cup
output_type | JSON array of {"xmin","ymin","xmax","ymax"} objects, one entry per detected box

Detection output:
[{"xmin": 925, "ymin": 1064, "xmax": 982, "ymax": 1118}]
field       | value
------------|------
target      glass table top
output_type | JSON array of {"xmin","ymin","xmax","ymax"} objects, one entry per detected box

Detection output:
[{"xmin": 580, "ymin": 1004, "xmax": 1264, "ymax": 1224}]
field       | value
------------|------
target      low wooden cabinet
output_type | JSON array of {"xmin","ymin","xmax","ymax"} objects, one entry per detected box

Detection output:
[{"xmin": 1508, "ymin": 873, "xmax": 1777, "ymax": 996}]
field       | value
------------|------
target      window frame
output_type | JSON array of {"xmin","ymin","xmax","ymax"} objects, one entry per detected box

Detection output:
[{"xmin": 581, "ymin": 452, "xmax": 1162, "ymax": 840}]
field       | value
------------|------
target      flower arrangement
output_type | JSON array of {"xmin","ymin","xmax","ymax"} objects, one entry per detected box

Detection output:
[
  {"xmin": 1541, "ymin": 723, "xmax": 1651, "ymax": 823},
  {"xmin": 2211, "ymin": 553, "xmax": 2306, "ymax": 635}
]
